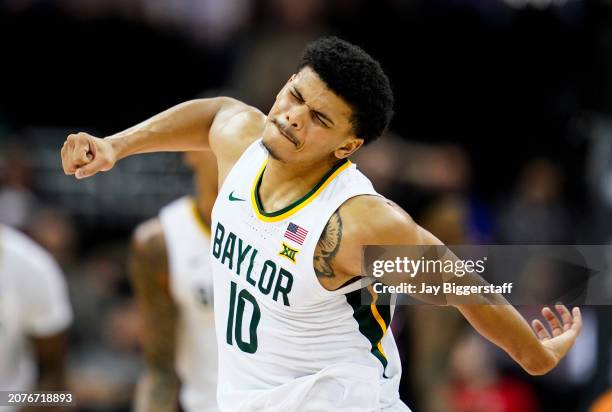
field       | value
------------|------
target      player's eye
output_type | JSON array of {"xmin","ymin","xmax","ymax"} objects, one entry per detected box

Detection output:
[
  {"xmin": 290, "ymin": 90, "xmax": 303, "ymax": 103},
  {"xmin": 313, "ymin": 112, "xmax": 329, "ymax": 128}
]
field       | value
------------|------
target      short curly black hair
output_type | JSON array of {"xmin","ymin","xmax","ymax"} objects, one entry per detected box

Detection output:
[{"xmin": 298, "ymin": 36, "xmax": 394, "ymax": 144}]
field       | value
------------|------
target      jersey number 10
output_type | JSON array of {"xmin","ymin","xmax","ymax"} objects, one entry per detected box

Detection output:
[{"xmin": 226, "ymin": 281, "xmax": 261, "ymax": 353}]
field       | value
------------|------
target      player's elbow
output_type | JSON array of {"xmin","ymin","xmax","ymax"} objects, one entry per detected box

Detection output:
[
  {"xmin": 522, "ymin": 363, "xmax": 553, "ymax": 377},
  {"xmin": 516, "ymin": 351, "xmax": 557, "ymax": 376}
]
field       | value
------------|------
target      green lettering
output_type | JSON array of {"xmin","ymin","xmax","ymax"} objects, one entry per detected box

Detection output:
[
  {"xmin": 273, "ymin": 268, "xmax": 293, "ymax": 307},
  {"xmin": 221, "ymin": 232, "xmax": 236, "ymax": 270},
  {"xmin": 212, "ymin": 223, "xmax": 225, "ymax": 259},
  {"xmin": 235, "ymin": 289, "xmax": 261, "ymax": 353},
  {"xmin": 246, "ymin": 249, "xmax": 258, "ymax": 286},
  {"xmin": 258, "ymin": 260, "xmax": 276, "ymax": 295},
  {"xmin": 237, "ymin": 239, "xmax": 252, "ymax": 275}
]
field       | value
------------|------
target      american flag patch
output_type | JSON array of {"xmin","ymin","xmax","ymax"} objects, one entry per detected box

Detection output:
[{"xmin": 284, "ymin": 222, "xmax": 308, "ymax": 245}]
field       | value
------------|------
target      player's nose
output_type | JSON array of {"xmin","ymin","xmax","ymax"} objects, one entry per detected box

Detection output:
[{"xmin": 285, "ymin": 105, "xmax": 307, "ymax": 130}]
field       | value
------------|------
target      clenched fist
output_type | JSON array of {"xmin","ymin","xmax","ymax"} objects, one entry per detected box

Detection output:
[{"xmin": 61, "ymin": 132, "xmax": 117, "ymax": 179}]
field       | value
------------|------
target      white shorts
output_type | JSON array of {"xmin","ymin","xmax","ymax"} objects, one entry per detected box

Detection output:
[{"xmin": 221, "ymin": 363, "xmax": 411, "ymax": 412}]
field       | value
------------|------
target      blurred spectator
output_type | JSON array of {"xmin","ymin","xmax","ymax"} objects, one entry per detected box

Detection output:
[
  {"xmin": 0, "ymin": 142, "xmax": 38, "ymax": 229},
  {"xmin": 586, "ymin": 118, "xmax": 612, "ymax": 243},
  {"xmin": 419, "ymin": 195, "xmax": 469, "ymax": 245},
  {"xmin": 66, "ymin": 245, "xmax": 141, "ymax": 412},
  {"xmin": 497, "ymin": 158, "xmax": 573, "ymax": 244},
  {"xmin": 447, "ymin": 330, "xmax": 539, "ymax": 412},
  {"xmin": 0, "ymin": 224, "xmax": 73, "ymax": 411},
  {"xmin": 68, "ymin": 299, "xmax": 141, "ymax": 412},
  {"xmin": 25, "ymin": 208, "xmax": 78, "ymax": 269},
  {"xmin": 353, "ymin": 133, "xmax": 471, "ymax": 196}
]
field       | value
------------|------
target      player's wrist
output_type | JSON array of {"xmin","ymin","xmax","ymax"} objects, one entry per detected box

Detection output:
[{"xmin": 105, "ymin": 132, "xmax": 131, "ymax": 162}]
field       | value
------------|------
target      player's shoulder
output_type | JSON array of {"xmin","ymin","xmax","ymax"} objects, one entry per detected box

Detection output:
[
  {"xmin": 212, "ymin": 97, "xmax": 265, "ymax": 129},
  {"xmin": 0, "ymin": 225, "xmax": 67, "ymax": 297},
  {"xmin": 339, "ymin": 195, "xmax": 420, "ymax": 245},
  {"xmin": 131, "ymin": 217, "xmax": 167, "ymax": 258},
  {"xmin": 209, "ymin": 97, "xmax": 267, "ymax": 182},
  {"xmin": 210, "ymin": 99, "xmax": 266, "ymax": 154},
  {"xmin": 1, "ymin": 225, "xmax": 60, "ymax": 272}
]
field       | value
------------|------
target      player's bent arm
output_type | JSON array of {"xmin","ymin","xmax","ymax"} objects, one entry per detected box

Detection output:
[
  {"xmin": 61, "ymin": 97, "xmax": 264, "ymax": 180},
  {"xmin": 341, "ymin": 196, "xmax": 582, "ymax": 376},
  {"xmin": 129, "ymin": 218, "xmax": 180, "ymax": 412}
]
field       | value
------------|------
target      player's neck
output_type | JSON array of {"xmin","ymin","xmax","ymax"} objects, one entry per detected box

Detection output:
[{"xmin": 258, "ymin": 156, "xmax": 340, "ymax": 213}]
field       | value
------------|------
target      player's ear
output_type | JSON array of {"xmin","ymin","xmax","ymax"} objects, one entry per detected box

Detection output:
[{"xmin": 334, "ymin": 137, "xmax": 364, "ymax": 159}]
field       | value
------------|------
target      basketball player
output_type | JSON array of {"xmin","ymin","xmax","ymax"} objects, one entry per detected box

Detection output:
[
  {"xmin": 0, "ymin": 224, "xmax": 73, "ymax": 412},
  {"xmin": 61, "ymin": 37, "xmax": 582, "ymax": 411},
  {"xmin": 129, "ymin": 150, "xmax": 219, "ymax": 412}
]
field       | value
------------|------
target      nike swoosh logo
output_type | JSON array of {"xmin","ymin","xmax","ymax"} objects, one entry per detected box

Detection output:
[{"xmin": 229, "ymin": 191, "xmax": 245, "ymax": 202}]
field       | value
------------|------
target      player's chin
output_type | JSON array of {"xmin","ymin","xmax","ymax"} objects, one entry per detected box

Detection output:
[{"xmin": 261, "ymin": 135, "xmax": 288, "ymax": 161}]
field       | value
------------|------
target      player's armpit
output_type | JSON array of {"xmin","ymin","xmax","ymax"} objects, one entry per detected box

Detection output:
[{"xmin": 129, "ymin": 218, "xmax": 180, "ymax": 412}]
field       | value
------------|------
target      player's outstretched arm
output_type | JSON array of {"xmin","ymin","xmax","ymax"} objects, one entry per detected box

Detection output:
[
  {"xmin": 61, "ymin": 97, "xmax": 259, "ymax": 179},
  {"xmin": 341, "ymin": 196, "xmax": 583, "ymax": 376},
  {"xmin": 129, "ymin": 219, "xmax": 180, "ymax": 412}
]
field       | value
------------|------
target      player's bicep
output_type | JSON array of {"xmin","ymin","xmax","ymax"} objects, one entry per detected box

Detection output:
[{"xmin": 129, "ymin": 219, "xmax": 178, "ymax": 373}]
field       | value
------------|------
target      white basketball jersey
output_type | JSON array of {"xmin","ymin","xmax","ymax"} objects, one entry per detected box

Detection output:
[
  {"xmin": 210, "ymin": 140, "xmax": 408, "ymax": 411},
  {"xmin": 0, "ymin": 225, "xmax": 72, "ymax": 412},
  {"xmin": 160, "ymin": 197, "xmax": 219, "ymax": 412}
]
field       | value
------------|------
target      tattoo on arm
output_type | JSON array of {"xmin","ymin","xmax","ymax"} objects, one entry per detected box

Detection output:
[
  {"xmin": 314, "ymin": 209, "xmax": 343, "ymax": 278},
  {"xmin": 129, "ymin": 221, "xmax": 180, "ymax": 412}
]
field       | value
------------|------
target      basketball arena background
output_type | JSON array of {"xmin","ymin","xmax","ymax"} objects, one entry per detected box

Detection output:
[{"xmin": 1, "ymin": 0, "xmax": 612, "ymax": 411}]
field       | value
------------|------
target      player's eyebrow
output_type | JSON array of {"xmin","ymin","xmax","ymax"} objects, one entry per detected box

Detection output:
[{"xmin": 293, "ymin": 86, "xmax": 335, "ymax": 127}]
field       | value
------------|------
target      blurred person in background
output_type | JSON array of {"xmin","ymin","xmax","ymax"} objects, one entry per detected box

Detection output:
[
  {"xmin": 24, "ymin": 208, "xmax": 78, "ymax": 270},
  {"xmin": 66, "ymin": 244, "xmax": 140, "ymax": 412},
  {"xmin": 0, "ymin": 224, "xmax": 72, "ymax": 411},
  {"xmin": 130, "ymin": 150, "xmax": 219, "ymax": 412},
  {"xmin": 496, "ymin": 157, "xmax": 573, "ymax": 244},
  {"xmin": 0, "ymin": 142, "xmax": 38, "ymax": 230},
  {"xmin": 497, "ymin": 157, "xmax": 597, "ymax": 412},
  {"xmin": 447, "ymin": 329, "xmax": 538, "ymax": 412}
]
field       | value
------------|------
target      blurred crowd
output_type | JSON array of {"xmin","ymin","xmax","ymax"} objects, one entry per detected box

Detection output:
[{"xmin": 2, "ymin": 0, "xmax": 612, "ymax": 411}]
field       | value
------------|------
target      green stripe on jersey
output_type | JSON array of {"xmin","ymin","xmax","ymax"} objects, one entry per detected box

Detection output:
[{"xmin": 345, "ymin": 287, "xmax": 391, "ymax": 373}]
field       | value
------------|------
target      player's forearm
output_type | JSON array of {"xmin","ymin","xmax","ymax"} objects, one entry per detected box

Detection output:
[
  {"xmin": 107, "ymin": 97, "xmax": 231, "ymax": 160},
  {"xmin": 134, "ymin": 370, "xmax": 180, "ymax": 412},
  {"xmin": 456, "ymin": 303, "xmax": 556, "ymax": 375}
]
